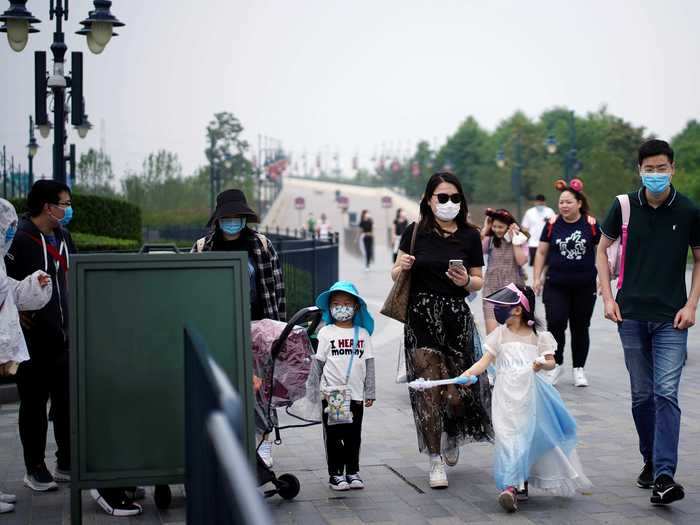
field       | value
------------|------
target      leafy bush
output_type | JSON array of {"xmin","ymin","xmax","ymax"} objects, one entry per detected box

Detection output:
[
  {"xmin": 10, "ymin": 193, "xmax": 142, "ymax": 242},
  {"xmin": 71, "ymin": 232, "xmax": 141, "ymax": 252}
]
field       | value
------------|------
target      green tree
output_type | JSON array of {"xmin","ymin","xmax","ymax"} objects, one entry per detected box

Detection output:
[
  {"xmin": 435, "ymin": 116, "xmax": 490, "ymax": 198},
  {"xmin": 76, "ymin": 148, "xmax": 115, "ymax": 196},
  {"xmin": 206, "ymin": 112, "xmax": 255, "ymax": 196},
  {"xmin": 671, "ymin": 120, "xmax": 700, "ymax": 202}
]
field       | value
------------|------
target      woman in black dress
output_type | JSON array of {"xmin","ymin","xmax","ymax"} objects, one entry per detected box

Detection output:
[
  {"xmin": 391, "ymin": 172, "xmax": 493, "ymax": 489},
  {"xmin": 392, "ymin": 208, "xmax": 409, "ymax": 262},
  {"xmin": 358, "ymin": 210, "xmax": 374, "ymax": 271}
]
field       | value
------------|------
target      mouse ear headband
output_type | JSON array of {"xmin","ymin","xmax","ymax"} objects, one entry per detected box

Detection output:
[{"xmin": 555, "ymin": 178, "xmax": 584, "ymax": 193}]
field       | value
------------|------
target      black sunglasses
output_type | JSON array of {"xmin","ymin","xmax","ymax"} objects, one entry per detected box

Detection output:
[{"xmin": 434, "ymin": 193, "xmax": 462, "ymax": 204}]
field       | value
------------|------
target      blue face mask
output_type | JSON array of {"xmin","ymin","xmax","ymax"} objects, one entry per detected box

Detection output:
[
  {"xmin": 641, "ymin": 173, "xmax": 671, "ymax": 195},
  {"xmin": 493, "ymin": 305, "xmax": 513, "ymax": 325},
  {"xmin": 220, "ymin": 217, "xmax": 246, "ymax": 236},
  {"xmin": 52, "ymin": 206, "xmax": 73, "ymax": 227},
  {"xmin": 4, "ymin": 224, "xmax": 16, "ymax": 249}
]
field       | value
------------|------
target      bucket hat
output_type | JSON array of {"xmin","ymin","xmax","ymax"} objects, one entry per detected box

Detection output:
[
  {"xmin": 315, "ymin": 281, "xmax": 374, "ymax": 335},
  {"xmin": 207, "ymin": 189, "xmax": 259, "ymax": 227}
]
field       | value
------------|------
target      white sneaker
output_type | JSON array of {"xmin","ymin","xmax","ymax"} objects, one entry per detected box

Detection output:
[
  {"xmin": 0, "ymin": 491, "xmax": 17, "ymax": 504},
  {"xmin": 573, "ymin": 368, "xmax": 588, "ymax": 387},
  {"xmin": 258, "ymin": 439, "xmax": 273, "ymax": 468},
  {"xmin": 429, "ymin": 458, "xmax": 448, "ymax": 489},
  {"xmin": 0, "ymin": 502, "xmax": 14, "ymax": 514}
]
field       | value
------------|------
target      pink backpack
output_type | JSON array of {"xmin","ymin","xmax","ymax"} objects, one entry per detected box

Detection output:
[{"xmin": 606, "ymin": 194, "xmax": 631, "ymax": 289}]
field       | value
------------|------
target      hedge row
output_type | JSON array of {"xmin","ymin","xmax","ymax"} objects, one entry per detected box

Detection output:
[
  {"xmin": 10, "ymin": 193, "xmax": 142, "ymax": 242},
  {"xmin": 71, "ymin": 232, "xmax": 141, "ymax": 252}
]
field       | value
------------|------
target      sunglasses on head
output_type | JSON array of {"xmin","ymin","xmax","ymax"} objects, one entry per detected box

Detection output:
[{"xmin": 434, "ymin": 193, "xmax": 462, "ymax": 204}]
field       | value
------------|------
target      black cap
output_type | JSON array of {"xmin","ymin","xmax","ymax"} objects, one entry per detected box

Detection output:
[{"xmin": 206, "ymin": 189, "xmax": 259, "ymax": 227}]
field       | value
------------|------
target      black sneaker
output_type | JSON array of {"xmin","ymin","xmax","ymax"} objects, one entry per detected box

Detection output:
[
  {"xmin": 650, "ymin": 475, "xmax": 685, "ymax": 506},
  {"xmin": 328, "ymin": 475, "xmax": 349, "ymax": 491},
  {"xmin": 636, "ymin": 462, "xmax": 653, "ymax": 489},
  {"xmin": 90, "ymin": 489, "xmax": 143, "ymax": 516},
  {"xmin": 346, "ymin": 473, "xmax": 364, "ymax": 490},
  {"xmin": 23, "ymin": 464, "xmax": 58, "ymax": 492}
]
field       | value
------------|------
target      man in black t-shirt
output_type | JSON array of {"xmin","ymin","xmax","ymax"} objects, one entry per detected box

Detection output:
[{"xmin": 597, "ymin": 140, "xmax": 700, "ymax": 506}]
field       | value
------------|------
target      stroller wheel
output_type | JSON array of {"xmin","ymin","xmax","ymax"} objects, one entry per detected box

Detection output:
[
  {"xmin": 154, "ymin": 485, "xmax": 172, "ymax": 509},
  {"xmin": 277, "ymin": 474, "xmax": 300, "ymax": 500}
]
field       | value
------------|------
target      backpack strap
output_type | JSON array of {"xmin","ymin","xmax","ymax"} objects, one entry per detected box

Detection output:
[{"xmin": 618, "ymin": 194, "xmax": 631, "ymax": 227}]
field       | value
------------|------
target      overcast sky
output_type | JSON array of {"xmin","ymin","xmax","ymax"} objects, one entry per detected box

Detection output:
[{"xmin": 1, "ymin": 0, "xmax": 699, "ymax": 182}]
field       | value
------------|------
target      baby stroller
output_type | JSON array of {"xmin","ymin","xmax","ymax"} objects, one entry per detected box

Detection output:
[{"xmin": 252, "ymin": 306, "xmax": 323, "ymax": 500}]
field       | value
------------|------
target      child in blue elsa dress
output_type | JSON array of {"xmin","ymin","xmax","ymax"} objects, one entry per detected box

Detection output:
[{"xmin": 462, "ymin": 283, "xmax": 591, "ymax": 512}]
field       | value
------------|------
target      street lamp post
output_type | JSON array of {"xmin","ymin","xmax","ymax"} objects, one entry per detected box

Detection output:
[
  {"xmin": 27, "ymin": 114, "xmax": 38, "ymax": 186},
  {"xmin": 496, "ymin": 135, "xmax": 524, "ymax": 219},
  {"xmin": 545, "ymin": 111, "xmax": 580, "ymax": 183},
  {"xmin": 1, "ymin": 145, "xmax": 6, "ymax": 197},
  {"xmin": 1, "ymin": 0, "xmax": 124, "ymax": 184}
]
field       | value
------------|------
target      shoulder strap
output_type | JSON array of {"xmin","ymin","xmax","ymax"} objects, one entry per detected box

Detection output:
[
  {"xmin": 20, "ymin": 231, "xmax": 68, "ymax": 272},
  {"xmin": 408, "ymin": 222, "xmax": 418, "ymax": 255},
  {"xmin": 618, "ymin": 194, "xmax": 631, "ymax": 226},
  {"xmin": 344, "ymin": 325, "xmax": 360, "ymax": 384}
]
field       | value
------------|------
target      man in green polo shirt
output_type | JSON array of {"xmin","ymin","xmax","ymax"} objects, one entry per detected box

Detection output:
[{"xmin": 597, "ymin": 139, "xmax": 700, "ymax": 507}]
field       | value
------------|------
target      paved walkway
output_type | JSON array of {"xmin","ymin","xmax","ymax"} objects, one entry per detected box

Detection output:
[{"xmin": 2, "ymin": 241, "xmax": 699, "ymax": 524}]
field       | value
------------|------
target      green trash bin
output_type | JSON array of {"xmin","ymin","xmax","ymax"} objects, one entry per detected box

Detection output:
[{"xmin": 68, "ymin": 252, "xmax": 253, "ymax": 523}]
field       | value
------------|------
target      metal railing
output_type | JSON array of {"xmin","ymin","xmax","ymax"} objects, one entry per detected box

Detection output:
[
  {"xmin": 184, "ymin": 326, "xmax": 272, "ymax": 525},
  {"xmin": 271, "ymin": 234, "xmax": 339, "ymax": 316}
]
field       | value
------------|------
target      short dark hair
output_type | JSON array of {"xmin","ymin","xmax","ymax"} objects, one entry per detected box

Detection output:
[
  {"xmin": 27, "ymin": 180, "xmax": 71, "ymax": 217},
  {"xmin": 638, "ymin": 139, "xmax": 674, "ymax": 166},
  {"xmin": 535, "ymin": 194, "xmax": 546, "ymax": 202}
]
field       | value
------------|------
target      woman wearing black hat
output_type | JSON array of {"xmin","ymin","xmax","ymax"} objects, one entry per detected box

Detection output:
[
  {"xmin": 192, "ymin": 189, "xmax": 286, "ymax": 468},
  {"xmin": 191, "ymin": 189, "xmax": 286, "ymax": 322}
]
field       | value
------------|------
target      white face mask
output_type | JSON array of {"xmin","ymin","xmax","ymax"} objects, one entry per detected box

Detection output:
[
  {"xmin": 435, "ymin": 201, "xmax": 461, "ymax": 221},
  {"xmin": 331, "ymin": 305, "xmax": 355, "ymax": 322}
]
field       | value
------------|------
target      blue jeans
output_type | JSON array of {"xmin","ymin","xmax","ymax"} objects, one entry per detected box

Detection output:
[{"xmin": 618, "ymin": 320, "xmax": 687, "ymax": 479}]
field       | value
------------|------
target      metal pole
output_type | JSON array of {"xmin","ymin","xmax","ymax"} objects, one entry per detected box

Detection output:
[
  {"xmin": 28, "ymin": 116, "xmax": 35, "ymax": 186},
  {"xmin": 50, "ymin": 0, "xmax": 68, "ymax": 184},
  {"xmin": 2, "ymin": 145, "xmax": 6, "ymax": 198},
  {"xmin": 10, "ymin": 156, "xmax": 15, "ymax": 198}
]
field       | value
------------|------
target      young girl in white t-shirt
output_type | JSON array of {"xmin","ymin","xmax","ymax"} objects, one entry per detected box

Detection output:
[{"xmin": 307, "ymin": 281, "xmax": 375, "ymax": 491}]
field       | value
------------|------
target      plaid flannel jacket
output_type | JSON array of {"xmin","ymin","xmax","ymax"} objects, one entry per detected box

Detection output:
[{"xmin": 191, "ymin": 230, "xmax": 286, "ymax": 321}]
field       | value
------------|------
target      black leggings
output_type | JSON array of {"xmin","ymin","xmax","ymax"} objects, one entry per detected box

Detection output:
[
  {"xmin": 362, "ymin": 235, "xmax": 374, "ymax": 267},
  {"xmin": 543, "ymin": 281, "xmax": 597, "ymax": 368},
  {"xmin": 322, "ymin": 400, "xmax": 364, "ymax": 476}
]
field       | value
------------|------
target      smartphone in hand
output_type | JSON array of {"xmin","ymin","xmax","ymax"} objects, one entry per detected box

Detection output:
[{"xmin": 448, "ymin": 259, "xmax": 465, "ymax": 270}]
